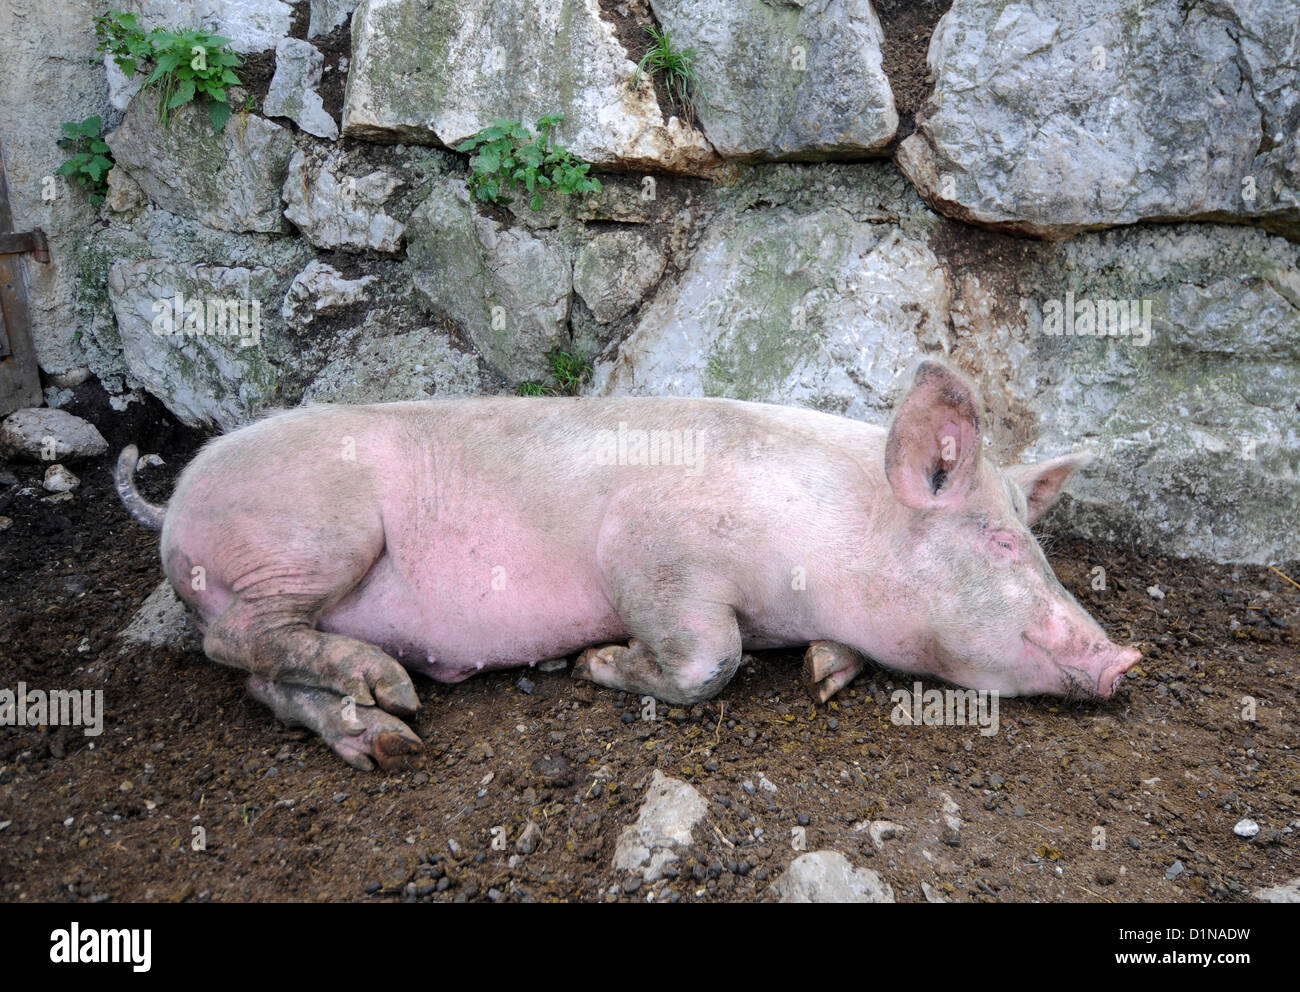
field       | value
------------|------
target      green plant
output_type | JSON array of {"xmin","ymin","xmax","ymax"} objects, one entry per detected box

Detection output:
[
  {"xmin": 515, "ymin": 348, "xmax": 593, "ymax": 396},
  {"xmin": 630, "ymin": 25, "xmax": 699, "ymax": 122},
  {"xmin": 456, "ymin": 114, "xmax": 601, "ymax": 211},
  {"xmin": 56, "ymin": 116, "xmax": 114, "ymax": 206},
  {"xmin": 94, "ymin": 9, "xmax": 244, "ymax": 132}
]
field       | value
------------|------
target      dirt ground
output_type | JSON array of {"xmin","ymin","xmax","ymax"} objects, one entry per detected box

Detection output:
[{"xmin": 0, "ymin": 388, "xmax": 1296, "ymax": 904}]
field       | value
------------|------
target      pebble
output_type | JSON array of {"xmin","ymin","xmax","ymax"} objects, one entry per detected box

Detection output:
[
  {"xmin": 1165, "ymin": 860, "xmax": 1185, "ymax": 880},
  {"xmin": 741, "ymin": 780, "xmax": 756, "ymax": 795},
  {"xmin": 538, "ymin": 658, "xmax": 567, "ymax": 673},
  {"xmin": 1127, "ymin": 837, "xmax": 1142, "ymax": 850},
  {"xmin": 43, "ymin": 464, "xmax": 79, "ymax": 493},
  {"xmin": 1233, "ymin": 818, "xmax": 1260, "ymax": 839},
  {"xmin": 1147, "ymin": 586, "xmax": 1165, "ymax": 600},
  {"xmin": 516, "ymin": 676, "xmax": 535, "ymax": 695},
  {"xmin": 516, "ymin": 820, "xmax": 543, "ymax": 855},
  {"xmin": 0, "ymin": 517, "xmax": 11, "ymax": 531}
]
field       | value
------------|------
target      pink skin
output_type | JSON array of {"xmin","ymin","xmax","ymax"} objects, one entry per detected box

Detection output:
[{"xmin": 123, "ymin": 361, "xmax": 1141, "ymax": 770}]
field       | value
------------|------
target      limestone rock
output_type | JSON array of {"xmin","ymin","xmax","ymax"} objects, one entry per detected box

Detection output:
[
  {"xmin": 407, "ymin": 177, "xmax": 572, "ymax": 382},
  {"xmin": 898, "ymin": 0, "xmax": 1300, "ymax": 239},
  {"xmin": 342, "ymin": 0, "xmax": 718, "ymax": 173},
  {"xmin": 613, "ymin": 771, "xmax": 707, "ymax": 883},
  {"xmin": 107, "ymin": 258, "xmax": 283, "ymax": 429},
  {"xmin": 281, "ymin": 260, "xmax": 377, "ymax": 327},
  {"xmin": 771, "ymin": 851, "xmax": 895, "ymax": 903},
  {"xmin": 0, "ymin": 409, "xmax": 108, "ymax": 461},
  {"xmin": 265, "ymin": 38, "xmax": 338, "ymax": 139},
  {"xmin": 573, "ymin": 229, "xmax": 667, "ymax": 324},
  {"xmin": 650, "ymin": 0, "xmax": 897, "ymax": 160},
  {"xmin": 108, "ymin": 90, "xmax": 293, "ymax": 234},
  {"xmin": 282, "ymin": 148, "xmax": 405, "ymax": 252}
]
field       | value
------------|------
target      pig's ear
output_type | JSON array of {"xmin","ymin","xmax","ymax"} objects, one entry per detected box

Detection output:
[
  {"xmin": 1005, "ymin": 452, "xmax": 1093, "ymax": 525},
  {"xmin": 884, "ymin": 360, "xmax": 983, "ymax": 510}
]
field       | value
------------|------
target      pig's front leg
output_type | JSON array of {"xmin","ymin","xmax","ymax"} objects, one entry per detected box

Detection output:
[
  {"xmin": 574, "ymin": 602, "xmax": 743, "ymax": 705},
  {"xmin": 803, "ymin": 640, "xmax": 868, "ymax": 703},
  {"xmin": 246, "ymin": 676, "xmax": 424, "ymax": 773}
]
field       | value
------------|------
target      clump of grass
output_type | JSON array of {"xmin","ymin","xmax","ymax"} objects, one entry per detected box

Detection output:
[
  {"xmin": 515, "ymin": 348, "xmax": 593, "ymax": 396},
  {"xmin": 630, "ymin": 25, "xmax": 699, "ymax": 124}
]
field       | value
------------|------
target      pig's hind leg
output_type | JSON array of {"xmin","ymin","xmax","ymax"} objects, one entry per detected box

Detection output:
[{"xmin": 196, "ymin": 528, "xmax": 423, "ymax": 769}]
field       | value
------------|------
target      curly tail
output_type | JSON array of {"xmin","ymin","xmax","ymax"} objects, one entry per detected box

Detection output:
[{"xmin": 115, "ymin": 445, "xmax": 167, "ymax": 530}]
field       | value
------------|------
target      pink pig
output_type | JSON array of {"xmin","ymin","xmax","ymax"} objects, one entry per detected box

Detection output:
[{"xmin": 116, "ymin": 360, "xmax": 1140, "ymax": 770}]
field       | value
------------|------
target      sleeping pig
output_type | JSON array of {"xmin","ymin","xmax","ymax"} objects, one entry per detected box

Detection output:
[{"xmin": 116, "ymin": 360, "xmax": 1141, "ymax": 770}]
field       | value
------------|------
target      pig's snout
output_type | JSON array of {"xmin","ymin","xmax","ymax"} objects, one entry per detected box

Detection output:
[{"xmin": 1097, "ymin": 645, "xmax": 1141, "ymax": 699}]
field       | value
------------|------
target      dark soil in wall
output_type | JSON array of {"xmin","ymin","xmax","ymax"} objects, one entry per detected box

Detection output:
[
  {"xmin": 0, "ymin": 388, "xmax": 1296, "ymax": 903},
  {"xmin": 876, "ymin": 0, "xmax": 952, "ymax": 145}
]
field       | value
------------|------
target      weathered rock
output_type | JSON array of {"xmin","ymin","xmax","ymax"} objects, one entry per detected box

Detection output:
[
  {"xmin": 282, "ymin": 148, "xmax": 405, "ymax": 252},
  {"xmin": 613, "ymin": 770, "xmax": 707, "ymax": 883},
  {"xmin": 650, "ymin": 0, "xmax": 897, "ymax": 160},
  {"xmin": 407, "ymin": 178, "xmax": 572, "ymax": 382},
  {"xmin": 107, "ymin": 258, "xmax": 283, "ymax": 429},
  {"xmin": 119, "ymin": 580, "xmax": 201, "ymax": 653},
  {"xmin": 309, "ymin": 0, "xmax": 358, "ymax": 37},
  {"xmin": 108, "ymin": 90, "xmax": 293, "ymax": 234},
  {"xmin": 1254, "ymin": 877, "xmax": 1300, "ymax": 903},
  {"xmin": 302, "ymin": 316, "xmax": 491, "ymax": 403},
  {"xmin": 266, "ymin": 38, "xmax": 338, "ymax": 139},
  {"xmin": 122, "ymin": 0, "xmax": 295, "ymax": 53},
  {"xmin": 343, "ymin": 0, "xmax": 717, "ymax": 173},
  {"xmin": 42, "ymin": 464, "xmax": 80, "ymax": 493},
  {"xmin": 594, "ymin": 189, "xmax": 950, "ymax": 420},
  {"xmin": 573, "ymin": 229, "xmax": 667, "ymax": 324},
  {"xmin": 771, "ymin": 851, "xmax": 895, "ymax": 903},
  {"xmin": 104, "ymin": 166, "xmax": 146, "ymax": 215},
  {"xmin": 281, "ymin": 260, "xmax": 376, "ymax": 327},
  {"xmin": 0, "ymin": 409, "xmax": 108, "ymax": 461},
  {"xmin": 1012, "ymin": 224, "xmax": 1300, "ymax": 565},
  {"xmin": 898, "ymin": 0, "xmax": 1300, "ymax": 239}
]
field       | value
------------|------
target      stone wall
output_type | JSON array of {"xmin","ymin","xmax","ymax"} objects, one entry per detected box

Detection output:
[{"xmin": 0, "ymin": 0, "xmax": 1295, "ymax": 562}]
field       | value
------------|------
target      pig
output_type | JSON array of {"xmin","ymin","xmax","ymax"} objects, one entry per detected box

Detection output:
[{"xmin": 116, "ymin": 360, "xmax": 1141, "ymax": 770}]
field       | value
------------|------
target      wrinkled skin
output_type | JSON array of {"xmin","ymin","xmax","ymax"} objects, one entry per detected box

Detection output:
[{"xmin": 116, "ymin": 360, "xmax": 1140, "ymax": 770}]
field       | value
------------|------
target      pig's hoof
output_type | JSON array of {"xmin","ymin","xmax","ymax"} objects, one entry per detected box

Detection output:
[
  {"xmin": 803, "ymin": 641, "xmax": 866, "ymax": 704},
  {"xmin": 573, "ymin": 644, "xmax": 623, "ymax": 683},
  {"xmin": 247, "ymin": 675, "xmax": 424, "ymax": 773},
  {"xmin": 334, "ymin": 710, "xmax": 425, "ymax": 773}
]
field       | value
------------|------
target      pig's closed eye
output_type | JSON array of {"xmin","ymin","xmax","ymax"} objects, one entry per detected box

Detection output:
[{"xmin": 988, "ymin": 531, "xmax": 1020, "ymax": 560}]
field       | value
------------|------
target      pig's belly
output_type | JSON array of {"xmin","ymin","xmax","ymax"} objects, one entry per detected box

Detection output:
[{"xmin": 317, "ymin": 550, "xmax": 626, "ymax": 683}]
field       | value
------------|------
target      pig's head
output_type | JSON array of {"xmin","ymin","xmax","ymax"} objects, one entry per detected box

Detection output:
[{"xmin": 877, "ymin": 360, "xmax": 1141, "ymax": 700}]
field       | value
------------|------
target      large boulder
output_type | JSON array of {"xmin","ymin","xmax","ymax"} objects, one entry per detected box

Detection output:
[
  {"xmin": 898, "ymin": 0, "xmax": 1300, "ymax": 240},
  {"xmin": 650, "ymin": 0, "xmax": 897, "ymax": 159},
  {"xmin": 406, "ymin": 178, "xmax": 573, "ymax": 382},
  {"xmin": 108, "ymin": 91, "xmax": 294, "ymax": 234},
  {"xmin": 593, "ymin": 171, "xmax": 950, "ymax": 420},
  {"xmin": 282, "ymin": 147, "xmax": 406, "ymax": 252},
  {"xmin": 342, "ymin": 0, "xmax": 718, "ymax": 173},
  {"xmin": 107, "ymin": 259, "xmax": 286, "ymax": 429}
]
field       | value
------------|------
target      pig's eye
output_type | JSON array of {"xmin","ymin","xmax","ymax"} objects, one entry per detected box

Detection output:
[{"xmin": 988, "ymin": 530, "xmax": 1020, "ymax": 559}]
